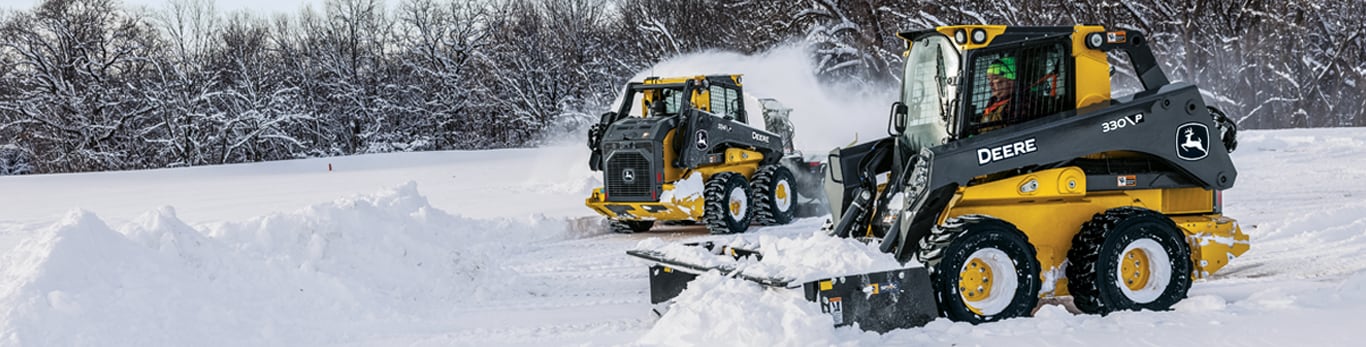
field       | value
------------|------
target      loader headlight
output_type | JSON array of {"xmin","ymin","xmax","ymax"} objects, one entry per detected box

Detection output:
[
  {"xmin": 954, "ymin": 29, "xmax": 967, "ymax": 44},
  {"xmin": 971, "ymin": 29, "xmax": 987, "ymax": 44}
]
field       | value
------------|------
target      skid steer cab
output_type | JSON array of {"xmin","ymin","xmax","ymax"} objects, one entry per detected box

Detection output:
[
  {"xmin": 585, "ymin": 75, "xmax": 825, "ymax": 234},
  {"xmin": 627, "ymin": 26, "xmax": 1248, "ymax": 332}
]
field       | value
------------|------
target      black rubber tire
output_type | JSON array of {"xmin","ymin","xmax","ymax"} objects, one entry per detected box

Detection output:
[
  {"xmin": 703, "ymin": 172, "xmax": 752, "ymax": 234},
  {"xmin": 609, "ymin": 220, "xmax": 654, "ymax": 234},
  {"xmin": 751, "ymin": 165, "xmax": 797, "ymax": 226},
  {"xmin": 925, "ymin": 216, "xmax": 1041, "ymax": 324},
  {"xmin": 1066, "ymin": 207, "xmax": 1192, "ymax": 315}
]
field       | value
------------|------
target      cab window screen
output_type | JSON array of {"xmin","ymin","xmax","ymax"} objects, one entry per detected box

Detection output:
[
  {"xmin": 967, "ymin": 41, "xmax": 1072, "ymax": 135},
  {"xmin": 709, "ymin": 86, "xmax": 740, "ymax": 120}
]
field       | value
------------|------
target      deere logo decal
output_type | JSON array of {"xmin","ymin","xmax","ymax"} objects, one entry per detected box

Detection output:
[
  {"xmin": 977, "ymin": 138, "xmax": 1038, "ymax": 165},
  {"xmin": 1176, "ymin": 122, "xmax": 1209, "ymax": 161},
  {"xmin": 695, "ymin": 130, "xmax": 709, "ymax": 150},
  {"xmin": 621, "ymin": 168, "xmax": 636, "ymax": 184}
]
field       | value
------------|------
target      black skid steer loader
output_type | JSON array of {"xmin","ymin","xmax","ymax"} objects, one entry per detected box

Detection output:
[
  {"xmin": 585, "ymin": 75, "xmax": 825, "ymax": 234},
  {"xmin": 627, "ymin": 25, "xmax": 1248, "ymax": 332}
]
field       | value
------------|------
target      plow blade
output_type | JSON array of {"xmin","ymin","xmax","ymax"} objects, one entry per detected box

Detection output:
[
  {"xmin": 803, "ymin": 267, "xmax": 938, "ymax": 332},
  {"xmin": 628, "ymin": 243, "xmax": 940, "ymax": 332}
]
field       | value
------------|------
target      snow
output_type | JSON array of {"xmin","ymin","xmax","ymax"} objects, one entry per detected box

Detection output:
[
  {"xmin": 3, "ymin": 27, "xmax": 1366, "ymax": 344},
  {"xmin": 3, "ymin": 127, "xmax": 1366, "ymax": 345},
  {"xmin": 0, "ymin": 182, "xmax": 562, "ymax": 345},
  {"xmin": 632, "ymin": 232, "xmax": 908, "ymax": 284},
  {"xmin": 637, "ymin": 271, "xmax": 878, "ymax": 347},
  {"xmin": 736, "ymin": 233, "xmax": 908, "ymax": 283},
  {"xmin": 657, "ymin": 172, "xmax": 705, "ymax": 217}
]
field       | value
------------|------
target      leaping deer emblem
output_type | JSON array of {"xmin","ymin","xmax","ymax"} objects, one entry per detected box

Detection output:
[{"xmin": 1181, "ymin": 128, "xmax": 1204, "ymax": 153}]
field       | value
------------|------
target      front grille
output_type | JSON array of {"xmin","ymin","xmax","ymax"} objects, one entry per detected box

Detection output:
[{"xmin": 605, "ymin": 150, "xmax": 654, "ymax": 201}]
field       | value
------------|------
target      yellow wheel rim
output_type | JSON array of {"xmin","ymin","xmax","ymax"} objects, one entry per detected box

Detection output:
[
  {"xmin": 775, "ymin": 182, "xmax": 789, "ymax": 200},
  {"xmin": 959, "ymin": 257, "xmax": 995, "ymax": 310},
  {"xmin": 729, "ymin": 201, "xmax": 741, "ymax": 215},
  {"xmin": 1121, "ymin": 248, "xmax": 1152, "ymax": 291},
  {"xmin": 958, "ymin": 248, "xmax": 1017, "ymax": 316}
]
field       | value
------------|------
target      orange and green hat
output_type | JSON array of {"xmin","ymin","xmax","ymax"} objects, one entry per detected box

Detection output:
[{"xmin": 987, "ymin": 57, "xmax": 1016, "ymax": 80}]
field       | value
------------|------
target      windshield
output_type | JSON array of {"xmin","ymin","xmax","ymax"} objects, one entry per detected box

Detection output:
[
  {"xmin": 900, "ymin": 34, "xmax": 959, "ymax": 148},
  {"xmin": 623, "ymin": 86, "xmax": 687, "ymax": 117}
]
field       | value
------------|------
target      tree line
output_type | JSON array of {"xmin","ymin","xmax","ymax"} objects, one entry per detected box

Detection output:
[{"xmin": 1, "ymin": 0, "xmax": 1361, "ymax": 174}]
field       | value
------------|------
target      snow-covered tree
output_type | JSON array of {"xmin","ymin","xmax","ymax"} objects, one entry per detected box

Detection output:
[
  {"xmin": 0, "ymin": 0, "xmax": 164, "ymax": 173},
  {"xmin": 0, "ymin": 0, "xmax": 1361, "ymax": 174}
]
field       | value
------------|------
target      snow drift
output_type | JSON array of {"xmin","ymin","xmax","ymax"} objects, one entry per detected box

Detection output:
[{"xmin": 0, "ymin": 183, "xmax": 560, "ymax": 346}]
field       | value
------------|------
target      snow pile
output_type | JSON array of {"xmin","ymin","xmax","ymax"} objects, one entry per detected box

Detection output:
[
  {"xmin": 658, "ymin": 172, "xmax": 706, "ymax": 216},
  {"xmin": 0, "ymin": 182, "xmax": 555, "ymax": 346},
  {"xmin": 1339, "ymin": 271, "xmax": 1366, "ymax": 302},
  {"xmin": 635, "ymin": 233, "xmax": 909, "ymax": 283},
  {"xmin": 740, "ymin": 233, "xmax": 910, "ymax": 283},
  {"xmin": 637, "ymin": 272, "xmax": 875, "ymax": 346},
  {"xmin": 633, "ymin": 233, "xmax": 907, "ymax": 345},
  {"xmin": 634, "ymin": 238, "xmax": 733, "ymax": 269}
]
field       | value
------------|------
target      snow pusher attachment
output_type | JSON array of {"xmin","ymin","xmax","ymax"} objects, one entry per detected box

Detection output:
[
  {"xmin": 627, "ymin": 242, "xmax": 938, "ymax": 332},
  {"xmin": 629, "ymin": 25, "xmax": 1250, "ymax": 330}
]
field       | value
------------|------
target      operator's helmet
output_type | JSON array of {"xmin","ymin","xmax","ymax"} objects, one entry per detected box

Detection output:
[
  {"xmin": 987, "ymin": 56, "xmax": 1017, "ymax": 81},
  {"xmin": 650, "ymin": 98, "xmax": 668, "ymax": 116}
]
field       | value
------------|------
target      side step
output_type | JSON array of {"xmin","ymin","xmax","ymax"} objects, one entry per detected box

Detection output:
[{"xmin": 628, "ymin": 243, "xmax": 939, "ymax": 332}]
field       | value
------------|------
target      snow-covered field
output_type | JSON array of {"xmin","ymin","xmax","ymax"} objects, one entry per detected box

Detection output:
[
  {"xmin": 2, "ymin": 127, "xmax": 1366, "ymax": 346},
  {"xmin": 4, "ymin": 46, "xmax": 1366, "ymax": 345}
]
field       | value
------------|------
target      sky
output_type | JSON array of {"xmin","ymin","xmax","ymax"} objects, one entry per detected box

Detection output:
[{"xmin": 0, "ymin": 0, "xmax": 330, "ymax": 15}]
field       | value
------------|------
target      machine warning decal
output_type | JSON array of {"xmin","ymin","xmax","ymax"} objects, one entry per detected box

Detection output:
[
  {"xmin": 977, "ymin": 138, "xmax": 1038, "ymax": 165},
  {"xmin": 1102, "ymin": 113, "xmax": 1144, "ymax": 133},
  {"xmin": 695, "ymin": 130, "xmax": 709, "ymax": 150},
  {"xmin": 1176, "ymin": 122, "xmax": 1209, "ymax": 161},
  {"xmin": 1117, "ymin": 175, "xmax": 1137, "ymax": 187},
  {"xmin": 1107, "ymin": 31, "xmax": 1127, "ymax": 44},
  {"xmin": 824, "ymin": 297, "xmax": 844, "ymax": 325}
]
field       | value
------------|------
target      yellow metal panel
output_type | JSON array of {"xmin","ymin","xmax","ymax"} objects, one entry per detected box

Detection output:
[
  {"xmin": 692, "ymin": 79, "xmax": 711, "ymax": 113},
  {"xmin": 1171, "ymin": 215, "xmax": 1250, "ymax": 279},
  {"xmin": 692, "ymin": 148, "xmax": 763, "ymax": 180},
  {"xmin": 584, "ymin": 185, "xmax": 706, "ymax": 221},
  {"xmin": 1072, "ymin": 25, "xmax": 1111, "ymax": 109},
  {"xmin": 940, "ymin": 166, "xmax": 1239, "ymax": 296},
  {"xmin": 954, "ymin": 167, "xmax": 1087, "ymax": 204},
  {"xmin": 934, "ymin": 25, "xmax": 1008, "ymax": 51},
  {"xmin": 1162, "ymin": 187, "xmax": 1215, "ymax": 215}
]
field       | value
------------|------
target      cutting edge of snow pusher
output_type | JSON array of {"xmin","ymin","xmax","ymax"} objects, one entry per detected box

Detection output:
[{"xmin": 627, "ymin": 243, "xmax": 939, "ymax": 332}]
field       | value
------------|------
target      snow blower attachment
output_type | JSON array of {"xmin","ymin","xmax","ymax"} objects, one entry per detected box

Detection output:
[
  {"xmin": 585, "ymin": 75, "xmax": 825, "ymax": 234},
  {"xmin": 629, "ymin": 25, "xmax": 1249, "ymax": 331}
]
